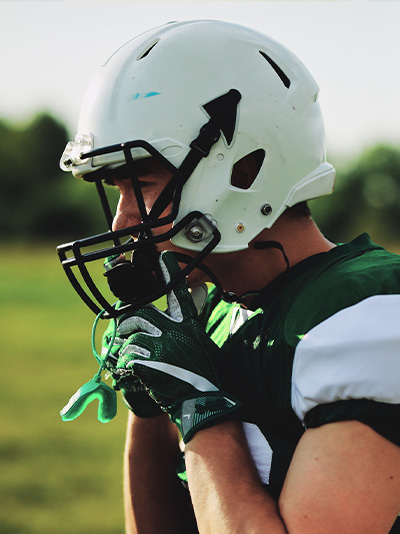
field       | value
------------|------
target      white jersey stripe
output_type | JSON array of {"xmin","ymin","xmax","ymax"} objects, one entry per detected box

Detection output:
[
  {"xmin": 242, "ymin": 422, "xmax": 273, "ymax": 484},
  {"xmin": 292, "ymin": 294, "xmax": 400, "ymax": 422}
]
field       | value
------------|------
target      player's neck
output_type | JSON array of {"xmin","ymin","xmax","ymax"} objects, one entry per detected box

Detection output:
[{"xmin": 206, "ymin": 217, "xmax": 335, "ymax": 299}]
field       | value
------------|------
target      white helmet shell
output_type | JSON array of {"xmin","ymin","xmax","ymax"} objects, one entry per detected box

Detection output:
[{"xmin": 62, "ymin": 20, "xmax": 335, "ymax": 252}]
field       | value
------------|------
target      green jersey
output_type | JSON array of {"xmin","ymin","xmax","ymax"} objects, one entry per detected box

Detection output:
[{"xmin": 195, "ymin": 234, "xmax": 400, "ymax": 530}]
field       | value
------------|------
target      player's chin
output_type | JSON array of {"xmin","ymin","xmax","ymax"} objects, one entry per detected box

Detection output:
[{"xmin": 186, "ymin": 267, "xmax": 210, "ymax": 289}]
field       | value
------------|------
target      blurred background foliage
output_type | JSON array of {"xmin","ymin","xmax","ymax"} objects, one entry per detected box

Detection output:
[
  {"xmin": 0, "ymin": 113, "xmax": 107, "ymax": 242},
  {"xmin": 0, "ymin": 112, "xmax": 400, "ymax": 533},
  {"xmin": 310, "ymin": 143, "xmax": 400, "ymax": 249}
]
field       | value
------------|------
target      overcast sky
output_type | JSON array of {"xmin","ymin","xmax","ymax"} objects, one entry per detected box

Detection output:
[{"xmin": 1, "ymin": 0, "xmax": 399, "ymax": 158}]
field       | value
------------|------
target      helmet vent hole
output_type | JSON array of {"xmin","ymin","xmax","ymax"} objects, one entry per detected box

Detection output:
[
  {"xmin": 137, "ymin": 40, "xmax": 160, "ymax": 60},
  {"xmin": 231, "ymin": 149, "xmax": 265, "ymax": 190},
  {"xmin": 259, "ymin": 51, "xmax": 291, "ymax": 89}
]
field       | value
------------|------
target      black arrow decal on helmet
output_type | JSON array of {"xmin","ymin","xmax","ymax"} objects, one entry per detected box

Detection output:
[
  {"xmin": 178, "ymin": 89, "xmax": 242, "ymax": 186},
  {"xmin": 202, "ymin": 89, "xmax": 242, "ymax": 147}
]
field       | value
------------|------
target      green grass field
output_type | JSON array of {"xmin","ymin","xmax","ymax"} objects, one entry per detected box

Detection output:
[{"xmin": 0, "ymin": 243, "xmax": 128, "ymax": 533}]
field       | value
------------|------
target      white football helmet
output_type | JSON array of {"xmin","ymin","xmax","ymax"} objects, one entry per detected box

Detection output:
[{"xmin": 59, "ymin": 20, "xmax": 335, "ymax": 315}]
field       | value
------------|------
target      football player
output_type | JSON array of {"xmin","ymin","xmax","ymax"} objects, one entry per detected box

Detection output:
[{"xmin": 59, "ymin": 20, "xmax": 400, "ymax": 534}]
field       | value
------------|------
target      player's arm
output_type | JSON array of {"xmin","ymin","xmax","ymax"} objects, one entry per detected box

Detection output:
[
  {"xmin": 185, "ymin": 420, "xmax": 288, "ymax": 534},
  {"xmin": 123, "ymin": 412, "xmax": 198, "ymax": 534},
  {"xmin": 185, "ymin": 419, "xmax": 400, "ymax": 534},
  {"xmin": 279, "ymin": 419, "xmax": 400, "ymax": 534}
]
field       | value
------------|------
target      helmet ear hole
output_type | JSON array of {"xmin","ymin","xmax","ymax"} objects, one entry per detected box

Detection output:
[{"xmin": 230, "ymin": 149, "xmax": 265, "ymax": 190}]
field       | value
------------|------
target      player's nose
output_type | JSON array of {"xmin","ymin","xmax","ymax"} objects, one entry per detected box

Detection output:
[{"xmin": 112, "ymin": 192, "xmax": 141, "ymax": 232}]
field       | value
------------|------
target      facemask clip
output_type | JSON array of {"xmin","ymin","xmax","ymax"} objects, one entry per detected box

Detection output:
[{"xmin": 184, "ymin": 215, "xmax": 216, "ymax": 243}]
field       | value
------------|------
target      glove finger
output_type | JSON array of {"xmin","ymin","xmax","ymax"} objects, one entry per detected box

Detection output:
[
  {"xmin": 116, "ymin": 312, "xmax": 162, "ymax": 337},
  {"xmin": 117, "ymin": 331, "xmax": 157, "ymax": 366},
  {"xmin": 159, "ymin": 251, "xmax": 197, "ymax": 321}
]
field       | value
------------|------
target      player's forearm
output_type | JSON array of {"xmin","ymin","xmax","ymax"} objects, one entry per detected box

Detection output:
[
  {"xmin": 185, "ymin": 420, "xmax": 288, "ymax": 534},
  {"xmin": 124, "ymin": 412, "xmax": 193, "ymax": 534}
]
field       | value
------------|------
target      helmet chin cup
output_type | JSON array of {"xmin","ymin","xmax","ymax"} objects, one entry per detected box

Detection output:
[{"xmin": 104, "ymin": 246, "xmax": 161, "ymax": 304}]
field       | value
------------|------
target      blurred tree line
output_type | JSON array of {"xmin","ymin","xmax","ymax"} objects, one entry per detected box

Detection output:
[
  {"xmin": 310, "ymin": 143, "xmax": 400, "ymax": 248},
  {"xmin": 0, "ymin": 112, "xmax": 400, "ymax": 248},
  {"xmin": 0, "ymin": 113, "xmax": 106, "ymax": 242}
]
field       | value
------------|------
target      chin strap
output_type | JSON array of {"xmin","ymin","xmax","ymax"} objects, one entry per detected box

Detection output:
[
  {"xmin": 238, "ymin": 241, "xmax": 290, "ymax": 307},
  {"xmin": 252, "ymin": 240, "xmax": 290, "ymax": 269},
  {"xmin": 211, "ymin": 240, "xmax": 291, "ymax": 307},
  {"xmin": 175, "ymin": 240, "xmax": 291, "ymax": 308}
]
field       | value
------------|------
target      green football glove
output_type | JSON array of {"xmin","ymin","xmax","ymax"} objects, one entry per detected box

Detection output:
[
  {"xmin": 102, "ymin": 308, "xmax": 163, "ymax": 418},
  {"xmin": 113, "ymin": 251, "xmax": 241, "ymax": 443}
]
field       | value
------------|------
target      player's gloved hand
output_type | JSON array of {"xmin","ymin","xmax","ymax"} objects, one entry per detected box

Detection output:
[
  {"xmin": 113, "ymin": 251, "xmax": 241, "ymax": 443},
  {"xmin": 102, "ymin": 308, "xmax": 163, "ymax": 418}
]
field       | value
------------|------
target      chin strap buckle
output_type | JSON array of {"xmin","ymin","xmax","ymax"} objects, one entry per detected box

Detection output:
[{"xmin": 190, "ymin": 122, "xmax": 221, "ymax": 157}]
